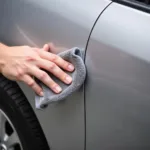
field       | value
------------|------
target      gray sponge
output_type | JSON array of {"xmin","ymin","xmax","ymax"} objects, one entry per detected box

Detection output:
[{"xmin": 35, "ymin": 47, "xmax": 86, "ymax": 109}]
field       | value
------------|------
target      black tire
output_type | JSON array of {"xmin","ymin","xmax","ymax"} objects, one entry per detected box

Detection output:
[{"xmin": 0, "ymin": 74, "xmax": 50, "ymax": 150}]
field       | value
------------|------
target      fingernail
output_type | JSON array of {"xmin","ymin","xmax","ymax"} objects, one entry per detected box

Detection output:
[
  {"xmin": 68, "ymin": 64, "xmax": 74, "ymax": 71},
  {"xmin": 54, "ymin": 86, "xmax": 62, "ymax": 93},
  {"xmin": 40, "ymin": 91, "xmax": 44, "ymax": 96},
  {"xmin": 65, "ymin": 76, "xmax": 72, "ymax": 84}
]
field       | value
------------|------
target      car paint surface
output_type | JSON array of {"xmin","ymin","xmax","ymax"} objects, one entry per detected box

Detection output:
[
  {"xmin": 0, "ymin": 0, "xmax": 111, "ymax": 149},
  {"xmin": 85, "ymin": 2, "xmax": 150, "ymax": 150}
]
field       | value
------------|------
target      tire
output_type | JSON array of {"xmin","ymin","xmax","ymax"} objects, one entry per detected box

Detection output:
[{"xmin": 0, "ymin": 74, "xmax": 50, "ymax": 150}]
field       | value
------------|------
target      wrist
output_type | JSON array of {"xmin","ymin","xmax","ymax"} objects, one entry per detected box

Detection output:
[
  {"xmin": 0, "ymin": 43, "xmax": 8, "ymax": 49},
  {"xmin": 0, "ymin": 43, "xmax": 9, "ymax": 72}
]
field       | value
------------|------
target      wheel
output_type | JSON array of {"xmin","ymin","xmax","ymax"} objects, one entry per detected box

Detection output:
[{"xmin": 0, "ymin": 74, "xmax": 49, "ymax": 150}]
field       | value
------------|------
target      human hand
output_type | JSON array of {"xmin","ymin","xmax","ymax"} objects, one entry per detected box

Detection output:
[{"xmin": 0, "ymin": 43, "xmax": 74, "ymax": 96}]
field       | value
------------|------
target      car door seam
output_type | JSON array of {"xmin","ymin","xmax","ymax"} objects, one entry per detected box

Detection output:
[{"xmin": 83, "ymin": 2, "xmax": 113, "ymax": 150}]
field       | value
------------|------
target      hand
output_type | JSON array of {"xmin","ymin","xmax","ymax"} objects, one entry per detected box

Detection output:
[{"xmin": 0, "ymin": 43, "xmax": 74, "ymax": 96}]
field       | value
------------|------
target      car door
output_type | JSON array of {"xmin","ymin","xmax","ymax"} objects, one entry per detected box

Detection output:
[
  {"xmin": 0, "ymin": 0, "xmax": 112, "ymax": 150},
  {"xmin": 85, "ymin": 1, "xmax": 150, "ymax": 149}
]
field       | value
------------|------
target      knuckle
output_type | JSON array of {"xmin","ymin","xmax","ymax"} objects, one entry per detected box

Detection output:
[
  {"xmin": 46, "ymin": 77, "xmax": 56, "ymax": 87},
  {"xmin": 25, "ymin": 55, "xmax": 35, "ymax": 61},
  {"xmin": 49, "ymin": 62, "xmax": 57, "ymax": 70},
  {"xmin": 25, "ymin": 54, "xmax": 40, "ymax": 62},
  {"xmin": 39, "ymin": 72, "xmax": 47, "ymax": 80},
  {"xmin": 22, "ymin": 63, "xmax": 28, "ymax": 70},
  {"xmin": 16, "ymin": 69, "xmax": 24, "ymax": 79},
  {"xmin": 16, "ymin": 74, "xmax": 21, "ymax": 80},
  {"xmin": 32, "ymin": 84, "xmax": 41, "ymax": 93},
  {"xmin": 63, "ymin": 73, "xmax": 68, "ymax": 79},
  {"xmin": 37, "ymin": 89, "xmax": 42, "ymax": 94},
  {"xmin": 50, "ymin": 82, "xmax": 57, "ymax": 88},
  {"xmin": 27, "ymin": 80, "xmax": 35, "ymax": 87},
  {"xmin": 51, "ymin": 54, "xmax": 58, "ymax": 62}
]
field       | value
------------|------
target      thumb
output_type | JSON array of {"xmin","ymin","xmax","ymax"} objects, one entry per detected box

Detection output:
[{"xmin": 42, "ymin": 44, "xmax": 50, "ymax": 52}]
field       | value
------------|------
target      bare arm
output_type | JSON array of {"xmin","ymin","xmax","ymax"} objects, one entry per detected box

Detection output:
[{"xmin": 0, "ymin": 43, "xmax": 74, "ymax": 96}]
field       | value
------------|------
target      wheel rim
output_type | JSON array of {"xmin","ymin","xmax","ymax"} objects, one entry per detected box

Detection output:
[{"xmin": 0, "ymin": 109, "xmax": 23, "ymax": 150}]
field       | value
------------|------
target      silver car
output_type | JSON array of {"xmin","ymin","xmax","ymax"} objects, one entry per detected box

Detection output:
[{"xmin": 0, "ymin": 0, "xmax": 150, "ymax": 150}]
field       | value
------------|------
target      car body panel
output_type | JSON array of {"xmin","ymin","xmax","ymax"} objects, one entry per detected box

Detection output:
[
  {"xmin": 0, "ymin": 0, "xmax": 111, "ymax": 149},
  {"xmin": 85, "ymin": 2, "xmax": 150, "ymax": 150}
]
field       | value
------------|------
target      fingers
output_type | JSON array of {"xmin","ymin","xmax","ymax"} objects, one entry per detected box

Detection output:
[
  {"xmin": 37, "ymin": 59, "xmax": 72, "ymax": 84},
  {"xmin": 43, "ymin": 43, "xmax": 55, "ymax": 52},
  {"xmin": 20, "ymin": 75, "xmax": 43, "ymax": 96},
  {"xmin": 42, "ymin": 43, "xmax": 55, "ymax": 52},
  {"xmin": 37, "ymin": 50, "xmax": 74, "ymax": 72},
  {"xmin": 29, "ymin": 66, "xmax": 62, "ymax": 93},
  {"xmin": 42, "ymin": 44, "xmax": 50, "ymax": 52},
  {"xmin": 32, "ymin": 44, "xmax": 50, "ymax": 52}
]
